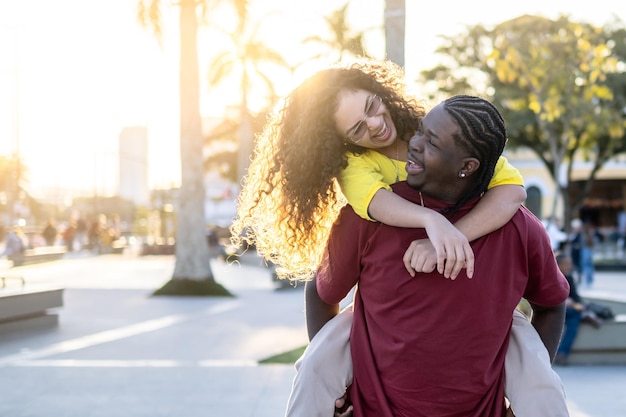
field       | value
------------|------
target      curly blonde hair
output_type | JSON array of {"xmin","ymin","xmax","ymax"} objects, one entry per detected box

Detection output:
[{"xmin": 230, "ymin": 59, "xmax": 425, "ymax": 281}]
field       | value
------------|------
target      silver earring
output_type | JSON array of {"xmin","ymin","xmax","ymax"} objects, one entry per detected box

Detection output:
[{"xmin": 459, "ymin": 172, "xmax": 466, "ymax": 178}]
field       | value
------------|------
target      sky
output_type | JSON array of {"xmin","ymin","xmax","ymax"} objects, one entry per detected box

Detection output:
[{"xmin": 0, "ymin": 0, "xmax": 624, "ymax": 202}]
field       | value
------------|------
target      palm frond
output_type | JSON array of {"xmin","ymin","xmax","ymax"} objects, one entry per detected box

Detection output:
[
  {"xmin": 207, "ymin": 52, "xmax": 236, "ymax": 86},
  {"xmin": 137, "ymin": 0, "xmax": 163, "ymax": 44}
]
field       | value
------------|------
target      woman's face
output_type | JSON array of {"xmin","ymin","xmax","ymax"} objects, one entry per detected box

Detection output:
[
  {"xmin": 334, "ymin": 89, "xmax": 398, "ymax": 149},
  {"xmin": 405, "ymin": 103, "xmax": 469, "ymax": 201}
]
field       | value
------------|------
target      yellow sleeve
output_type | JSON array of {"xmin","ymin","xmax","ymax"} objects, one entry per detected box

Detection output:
[
  {"xmin": 488, "ymin": 156, "xmax": 524, "ymax": 189},
  {"xmin": 339, "ymin": 151, "xmax": 402, "ymax": 221}
]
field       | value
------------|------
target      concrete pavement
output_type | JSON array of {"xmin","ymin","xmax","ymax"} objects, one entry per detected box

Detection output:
[{"xmin": 0, "ymin": 252, "xmax": 624, "ymax": 416}]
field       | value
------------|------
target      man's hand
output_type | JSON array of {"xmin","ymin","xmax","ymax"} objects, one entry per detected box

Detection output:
[
  {"xmin": 403, "ymin": 238, "xmax": 437, "ymax": 277},
  {"xmin": 334, "ymin": 392, "xmax": 353, "ymax": 417}
]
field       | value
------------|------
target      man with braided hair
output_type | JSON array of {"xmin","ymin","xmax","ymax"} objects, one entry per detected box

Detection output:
[{"xmin": 307, "ymin": 95, "xmax": 569, "ymax": 417}]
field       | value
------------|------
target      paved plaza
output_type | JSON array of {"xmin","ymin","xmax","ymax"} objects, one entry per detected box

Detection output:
[{"xmin": 0, "ymin": 253, "xmax": 624, "ymax": 416}]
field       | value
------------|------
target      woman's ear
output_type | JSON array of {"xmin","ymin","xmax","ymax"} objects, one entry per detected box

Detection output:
[{"xmin": 458, "ymin": 158, "xmax": 480, "ymax": 178}]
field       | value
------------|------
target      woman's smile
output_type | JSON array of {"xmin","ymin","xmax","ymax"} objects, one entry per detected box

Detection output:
[{"xmin": 370, "ymin": 117, "xmax": 391, "ymax": 143}]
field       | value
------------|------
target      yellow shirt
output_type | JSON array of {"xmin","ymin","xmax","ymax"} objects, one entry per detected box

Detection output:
[{"xmin": 339, "ymin": 150, "xmax": 524, "ymax": 221}]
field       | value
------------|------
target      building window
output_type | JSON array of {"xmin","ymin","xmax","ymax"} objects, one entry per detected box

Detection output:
[{"xmin": 526, "ymin": 186, "xmax": 542, "ymax": 219}]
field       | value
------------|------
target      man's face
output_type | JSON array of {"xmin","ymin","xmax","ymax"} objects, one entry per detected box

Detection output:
[{"xmin": 405, "ymin": 103, "xmax": 468, "ymax": 201}]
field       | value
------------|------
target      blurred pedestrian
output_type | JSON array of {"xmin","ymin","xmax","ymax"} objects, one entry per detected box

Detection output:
[
  {"xmin": 1, "ymin": 226, "xmax": 26, "ymax": 256},
  {"xmin": 42, "ymin": 219, "xmax": 58, "ymax": 246},
  {"xmin": 74, "ymin": 216, "xmax": 88, "ymax": 251},
  {"xmin": 544, "ymin": 216, "xmax": 568, "ymax": 252},
  {"xmin": 554, "ymin": 253, "xmax": 602, "ymax": 366},
  {"xmin": 62, "ymin": 221, "xmax": 77, "ymax": 252},
  {"xmin": 569, "ymin": 218, "xmax": 583, "ymax": 283},
  {"xmin": 1, "ymin": 226, "xmax": 27, "ymax": 266},
  {"xmin": 579, "ymin": 219, "xmax": 596, "ymax": 287}
]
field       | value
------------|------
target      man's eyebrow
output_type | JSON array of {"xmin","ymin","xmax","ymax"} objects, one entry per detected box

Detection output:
[
  {"xmin": 423, "ymin": 122, "xmax": 440, "ymax": 140},
  {"xmin": 428, "ymin": 129, "xmax": 440, "ymax": 140}
]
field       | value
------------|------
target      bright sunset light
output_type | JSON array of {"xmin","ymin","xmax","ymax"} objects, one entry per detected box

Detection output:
[{"xmin": 0, "ymin": 0, "xmax": 623, "ymax": 202}]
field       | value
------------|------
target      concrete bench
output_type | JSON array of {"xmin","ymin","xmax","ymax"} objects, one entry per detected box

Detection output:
[
  {"xmin": 1, "ymin": 259, "xmax": 25, "ymax": 287},
  {"xmin": 583, "ymin": 294, "xmax": 626, "ymax": 315},
  {"xmin": 569, "ymin": 295, "xmax": 626, "ymax": 365},
  {"xmin": 0, "ymin": 285, "xmax": 64, "ymax": 334},
  {"xmin": 8, "ymin": 246, "xmax": 67, "ymax": 267}
]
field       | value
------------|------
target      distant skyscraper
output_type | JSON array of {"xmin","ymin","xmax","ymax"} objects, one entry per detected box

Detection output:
[{"xmin": 118, "ymin": 126, "xmax": 149, "ymax": 206}]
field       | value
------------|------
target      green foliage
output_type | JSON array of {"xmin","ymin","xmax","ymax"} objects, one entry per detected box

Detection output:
[
  {"xmin": 419, "ymin": 14, "xmax": 626, "ymax": 224},
  {"xmin": 258, "ymin": 344, "xmax": 307, "ymax": 365}
]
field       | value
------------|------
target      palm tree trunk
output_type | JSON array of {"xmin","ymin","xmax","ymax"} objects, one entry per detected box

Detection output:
[
  {"xmin": 384, "ymin": 0, "xmax": 405, "ymax": 67},
  {"xmin": 173, "ymin": 0, "xmax": 214, "ymax": 281}
]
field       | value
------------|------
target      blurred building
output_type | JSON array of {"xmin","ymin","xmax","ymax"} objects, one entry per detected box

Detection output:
[
  {"xmin": 509, "ymin": 147, "xmax": 626, "ymax": 230},
  {"xmin": 118, "ymin": 126, "xmax": 149, "ymax": 206}
]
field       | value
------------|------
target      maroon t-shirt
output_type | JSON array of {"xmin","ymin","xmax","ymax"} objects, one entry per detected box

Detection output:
[{"xmin": 317, "ymin": 182, "xmax": 569, "ymax": 417}]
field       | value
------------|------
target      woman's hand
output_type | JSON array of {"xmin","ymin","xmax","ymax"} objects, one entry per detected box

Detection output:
[
  {"xmin": 419, "ymin": 213, "xmax": 475, "ymax": 278},
  {"xmin": 424, "ymin": 213, "xmax": 474, "ymax": 279},
  {"xmin": 403, "ymin": 235, "xmax": 473, "ymax": 279}
]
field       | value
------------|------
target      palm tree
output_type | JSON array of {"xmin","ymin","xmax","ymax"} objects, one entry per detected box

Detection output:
[
  {"xmin": 206, "ymin": 0, "xmax": 291, "ymax": 181},
  {"xmin": 137, "ymin": 0, "xmax": 230, "ymax": 296},
  {"xmin": 302, "ymin": 3, "xmax": 371, "ymax": 62}
]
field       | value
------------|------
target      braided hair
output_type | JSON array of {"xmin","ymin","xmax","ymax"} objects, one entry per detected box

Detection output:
[{"xmin": 443, "ymin": 95, "xmax": 507, "ymax": 209}]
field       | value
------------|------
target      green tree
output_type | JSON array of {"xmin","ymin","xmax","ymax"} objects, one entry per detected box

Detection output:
[
  {"xmin": 137, "ymin": 0, "xmax": 230, "ymax": 296},
  {"xmin": 420, "ymin": 15, "xmax": 626, "ymax": 227},
  {"xmin": 206, "ymin": 0, "xmax": 291, "ymax": 181}
]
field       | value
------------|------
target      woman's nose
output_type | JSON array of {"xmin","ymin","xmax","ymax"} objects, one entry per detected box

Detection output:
[{"xmin": 365, "ymin": 113, "xmax": 383, "ymax": 130}]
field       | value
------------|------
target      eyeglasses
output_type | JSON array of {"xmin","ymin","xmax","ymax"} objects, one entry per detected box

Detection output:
[{"xmin": 347, "ymin": 94, "xmax": 382, "ymax": 143}]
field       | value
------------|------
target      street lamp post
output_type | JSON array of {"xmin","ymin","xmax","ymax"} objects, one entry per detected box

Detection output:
[{"xmin": 11, "ymin": 29, "xmax": 22, "ymax": 227}]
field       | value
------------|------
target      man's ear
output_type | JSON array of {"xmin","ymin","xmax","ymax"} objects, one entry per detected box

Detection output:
[{"xmin": 459, "ymin": 158, "xmax": 480, "ymax": 178}]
